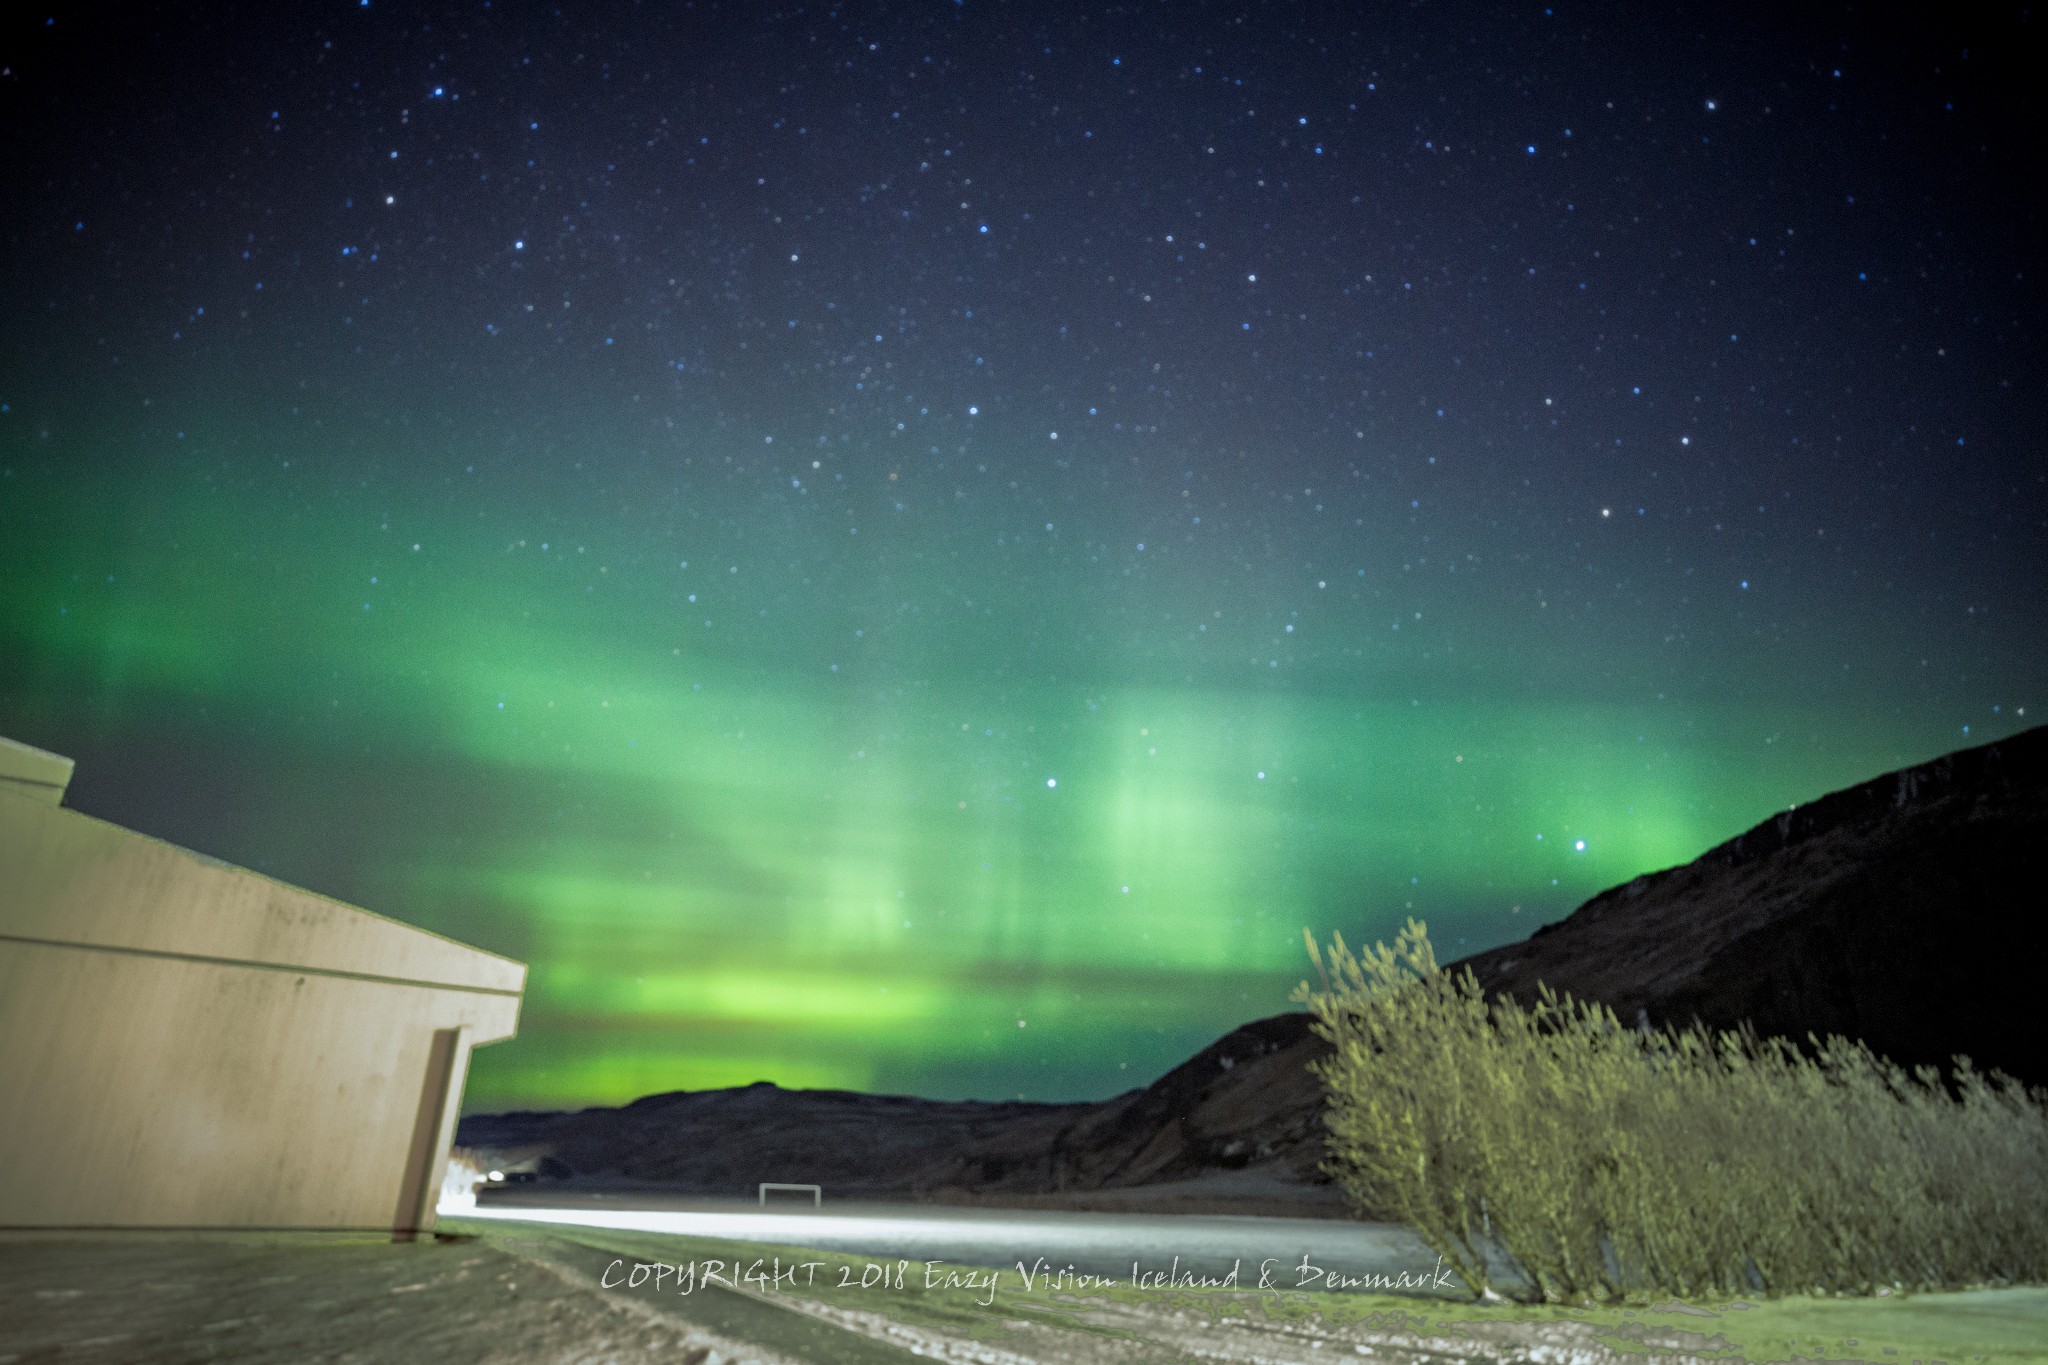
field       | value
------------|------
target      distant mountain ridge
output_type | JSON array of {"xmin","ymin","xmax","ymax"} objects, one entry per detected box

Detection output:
[
  {"xmin": 462, "ymin": 725, "xmax": 2046, "ymax": 1213},
  {"xmin": 459, "ymin": 1009, "xmax": 1338, "ymax": 1215}
]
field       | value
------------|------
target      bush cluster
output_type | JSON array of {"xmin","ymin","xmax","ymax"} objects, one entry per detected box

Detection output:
[{"xmin": 1296, "ymin": 919, "xmax": 2048, "ymax": 1304}]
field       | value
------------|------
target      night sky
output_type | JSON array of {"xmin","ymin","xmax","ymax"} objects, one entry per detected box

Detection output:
[{"xmin": 2, "ymin": 2, "xmax": 2040, "ymax": 1113}]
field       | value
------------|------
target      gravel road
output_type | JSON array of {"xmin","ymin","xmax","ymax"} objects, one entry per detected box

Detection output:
[{"xmin": 6, "ymin": 1221, "xmax": 2041, "ymax": 1364}]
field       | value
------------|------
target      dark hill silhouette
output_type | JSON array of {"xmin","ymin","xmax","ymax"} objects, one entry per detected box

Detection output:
[
  {"xmin": 1451, "ymin": 723, "xmax": 2046, "ymax": 1088},
  {"xmin": 462, "ymin": 725, "xmax": 2046, "ymax": 1215}
]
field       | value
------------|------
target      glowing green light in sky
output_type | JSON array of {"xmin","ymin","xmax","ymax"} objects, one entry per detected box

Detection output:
[{"xmin": 0, "ymin": 424, "xmax": 2012, "ymax": 1111}]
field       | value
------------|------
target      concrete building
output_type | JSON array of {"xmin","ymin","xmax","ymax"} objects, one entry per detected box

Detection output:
[{"xmin": 0, "ymin": 734, "xmax": 524, "ymax": 1235}]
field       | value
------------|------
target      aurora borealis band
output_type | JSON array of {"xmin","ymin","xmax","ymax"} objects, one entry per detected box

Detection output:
[{"xmin": 2, "ymin": 4, "xmax": 2041, "ymax": 1113}]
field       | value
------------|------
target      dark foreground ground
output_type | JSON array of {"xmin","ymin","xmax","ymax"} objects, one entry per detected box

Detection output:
[{"xmin": 5, "ymin": 1218, "xmax": 2047, "ymax": 1364}]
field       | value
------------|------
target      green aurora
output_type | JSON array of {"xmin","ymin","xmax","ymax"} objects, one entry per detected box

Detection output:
[
  {"xmin": 4, "ymin": 2, "xmax": 2039, "ymax": 1113},
  {"xmin": 3, "ymin": 412, "xmax": 2017, "ymax": 1113}
]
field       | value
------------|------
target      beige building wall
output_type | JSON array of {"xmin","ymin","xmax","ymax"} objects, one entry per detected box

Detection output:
[{"xmin": 0, "ymin": 735, "xmax": 524, "ymax": 1233}]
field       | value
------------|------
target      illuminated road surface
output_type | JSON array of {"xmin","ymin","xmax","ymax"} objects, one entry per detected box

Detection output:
[{"xmin": 454, "ymin": 1195, "xmax": 1523, "ymax": 1296}]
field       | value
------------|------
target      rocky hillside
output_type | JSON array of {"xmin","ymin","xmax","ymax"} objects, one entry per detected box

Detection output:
[{"xmin": 1450, "ymin": 724, "xmax": 2047, "ymax": 1089}]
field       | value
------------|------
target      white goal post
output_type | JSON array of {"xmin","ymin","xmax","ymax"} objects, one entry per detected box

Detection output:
[{"xmin": 758, "ymin": 1182, "xmax": 822, "ymax": 1207}]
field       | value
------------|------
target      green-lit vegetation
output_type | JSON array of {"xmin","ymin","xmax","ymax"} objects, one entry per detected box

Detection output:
[{"xmin": 1296, "ymin": 919, "xmax": 2048, "ymax": 1305}]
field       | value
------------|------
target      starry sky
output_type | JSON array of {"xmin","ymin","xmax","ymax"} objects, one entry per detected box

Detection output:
[{"xmin": 2, "ymin": 2, "xmax": 2041, "ymax": 1113}]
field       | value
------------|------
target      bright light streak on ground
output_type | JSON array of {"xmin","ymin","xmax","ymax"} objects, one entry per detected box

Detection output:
[{"xmin": 450, "ymin": 1200, "xmax": 1496, "ymax": 1295}]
